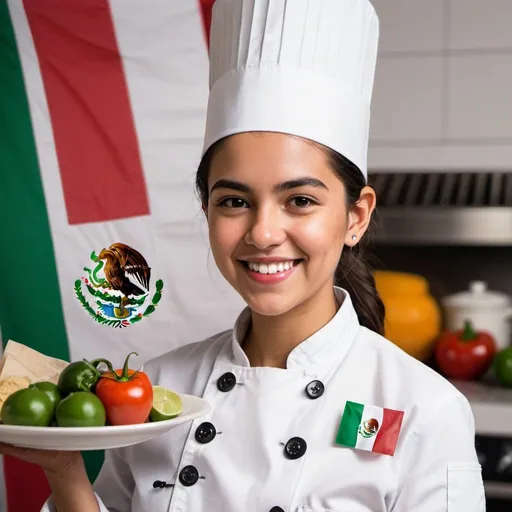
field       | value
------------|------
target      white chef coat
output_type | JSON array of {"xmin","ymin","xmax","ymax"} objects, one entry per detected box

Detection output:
[{"xmin": 42, "ymin": 288, "xmax": 485, "ymax": 512}]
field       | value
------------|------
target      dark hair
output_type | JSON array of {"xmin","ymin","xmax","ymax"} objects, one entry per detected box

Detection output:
[{"xmin": 196, "ymin": 137, "xmax": 385, "ymax": 335}]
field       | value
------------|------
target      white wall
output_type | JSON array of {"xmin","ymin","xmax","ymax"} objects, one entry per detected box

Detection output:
[{"xmin": 369, "ymin": 0, "xmax": 512, "ymax": 170}]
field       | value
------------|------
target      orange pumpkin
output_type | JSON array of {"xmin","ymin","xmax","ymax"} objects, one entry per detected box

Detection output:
[{"xmin": 374, "ymin": 270, "xmax": 442, "ymax": 361}]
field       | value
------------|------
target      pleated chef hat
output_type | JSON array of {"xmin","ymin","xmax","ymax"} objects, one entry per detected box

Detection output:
[{"xmin": 203, "ymin": 0, "xmax": 379, "ymax": 179}]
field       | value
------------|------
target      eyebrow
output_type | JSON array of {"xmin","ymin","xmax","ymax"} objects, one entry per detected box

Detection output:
[{"xmin": 210, "ymin": 177, "xmax": 329, "ymax": 194}]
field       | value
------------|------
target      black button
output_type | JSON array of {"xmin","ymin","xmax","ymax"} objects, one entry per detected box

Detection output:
[
  {"xmin": 195, "ymin": 422, "xmax": 217, "ymax": 444},
  {"xmin": 179, "ymin": 465, "xmax": 199, "ymax": 487},
  {"xmin": 305, "ymin": 380, "xmax": 325, "ymax": 399},
  {"xmin": 152, "ymin": 480, "xmax": 173, "ymax": 488},
  {"xmin": 217, "ymin": 372, "xmax": 236, "ymax": 392},
  {"xmin": 284, "ymin": 437, "xmax": 307, "ymax": 460},
  {"xmin": 269, "ymin": 508, "xmax": 285, "ymax": 512}
]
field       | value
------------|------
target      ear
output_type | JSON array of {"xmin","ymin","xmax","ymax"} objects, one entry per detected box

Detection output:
[{"xmin": 345, "ymin": 185, "xmax": 377, "ymax": 246}]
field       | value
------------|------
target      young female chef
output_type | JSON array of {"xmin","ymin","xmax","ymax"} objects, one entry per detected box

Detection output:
[{"xmin": 0, "ymin": 0, "xmax": 485, "ymax": 510}]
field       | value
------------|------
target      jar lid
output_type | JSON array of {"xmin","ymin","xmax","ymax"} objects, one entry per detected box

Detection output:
[{"xmin": 442, "ymin": 281, "xmax": 512, "ymax": 309}]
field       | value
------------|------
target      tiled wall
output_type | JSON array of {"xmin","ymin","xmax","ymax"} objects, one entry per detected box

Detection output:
[{"xmin": 368, "ymin": 0, "xmax": 512, "ymax": 170}]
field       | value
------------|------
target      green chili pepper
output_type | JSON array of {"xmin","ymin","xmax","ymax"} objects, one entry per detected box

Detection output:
[{"xmin": 57, "ymin": 357, "xmax": 113, "ymax": 397}]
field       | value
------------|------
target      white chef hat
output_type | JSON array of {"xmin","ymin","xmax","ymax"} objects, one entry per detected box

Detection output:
[{"xmin": 202, "ymin": 0, "xmax": 379, "ymax": 179}]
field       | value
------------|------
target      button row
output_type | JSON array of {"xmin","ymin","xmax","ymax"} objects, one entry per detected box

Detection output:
[
  {"xmin": 177, "ymin": 372, "xmax": 320, "ymax": 511},
  {"xmin": 218, "ymin": 372, "xmax": 325, "ymax": 401},
  {"xmin": 194, "ymin": 423, "xmax": 308, "ymax": 461}
]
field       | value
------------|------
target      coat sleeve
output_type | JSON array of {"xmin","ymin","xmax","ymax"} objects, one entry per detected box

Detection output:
[
  {"xmin": 391, "ymin": 393, "xmax": 485, "ymax": 512},
  {"xmin": 39, "ymin": 448, "xmax": 134, "ymax": 512}
]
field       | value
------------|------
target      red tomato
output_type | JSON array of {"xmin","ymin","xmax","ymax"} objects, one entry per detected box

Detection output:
[
  {"xmin": 435, "ymin": 321, "xmax": 496, "ymax": 380},
  {"xmin": 94, "ymin": 352, "xmax": 153, "ymax": 426}
]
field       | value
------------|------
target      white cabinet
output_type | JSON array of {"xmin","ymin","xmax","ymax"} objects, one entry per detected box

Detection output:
[{"xmin": 368, "ymin": 0, "xmax": 512, "ymax": 171}]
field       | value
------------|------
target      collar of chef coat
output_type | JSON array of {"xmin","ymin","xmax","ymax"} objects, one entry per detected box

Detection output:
[{"xmin": 229, "ymin": 287, "xmax": 361, "ymax": 372}]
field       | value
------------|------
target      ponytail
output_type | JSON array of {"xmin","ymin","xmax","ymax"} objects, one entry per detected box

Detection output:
[
  {"xmin": 324, "ymin": 148, "xmax": 385, "ymax": 335},
  {"xmin": 335, "ymin": 239, "xmax": 385, "ymax": 335}
]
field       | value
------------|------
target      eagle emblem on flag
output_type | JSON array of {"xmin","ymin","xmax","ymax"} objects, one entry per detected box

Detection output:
[
  {"xmin": 358, "ymin": 418, "xmax": 379, "ymax": 438},
  {"xmin": 74, "ymin": 243, "xmax": 164, "ymax": 328}
]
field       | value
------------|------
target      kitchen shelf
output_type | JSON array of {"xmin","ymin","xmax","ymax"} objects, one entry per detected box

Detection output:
[
  {"xmin": 368, "ymin": 171, "xmax": 512, "ymax": 246},
  {"xmin": 374, "ymin": 207, "xmax": 512, "ymax": 246},
  {"xmin": 484, "ymin": 481, "xmax": 512, "ymax": 499},
  {"xmin": 452, "ymin": 380, "xmax": 512, "ymax": 436}
]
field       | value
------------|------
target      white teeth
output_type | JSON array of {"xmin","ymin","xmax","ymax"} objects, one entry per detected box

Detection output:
[{"xmin": 246, "ymin": 260, "xmax": 296, "ymax": 274}]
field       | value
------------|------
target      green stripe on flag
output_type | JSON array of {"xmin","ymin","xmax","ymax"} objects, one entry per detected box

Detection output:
[
  {"xmin": 0, "ymin": 0, "xmax": 69, "ymax": 360},
  {"xmin": 336, "ymin": 401, "xmax": 364, "ymax": 448},
  {"xmin": 0, "ymin": 0, "xmax": 102, "ymax": 482}
]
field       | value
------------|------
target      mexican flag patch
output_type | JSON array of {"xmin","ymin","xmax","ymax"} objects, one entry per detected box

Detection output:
[{"xmin": 336, "ymin": 401, "xmax": 404, "ymax": 456}]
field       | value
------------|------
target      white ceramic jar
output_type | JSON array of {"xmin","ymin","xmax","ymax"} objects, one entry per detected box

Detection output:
[{"xmin": 441, "ymin": 281, "xmax": 512, "ymax": 351}]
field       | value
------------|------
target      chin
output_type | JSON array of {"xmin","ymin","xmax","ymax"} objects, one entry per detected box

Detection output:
[{"xmin": 240, "ymin": 290, "xmax": 299, "ymax": 317}]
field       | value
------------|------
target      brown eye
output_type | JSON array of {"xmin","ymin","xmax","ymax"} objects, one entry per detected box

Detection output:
[
  {"xmin": 289, "ymin": 196, "xmax": 315, "ymax": 208},
  {"xmin": 219, "ymin": 197, "xmax": 249, "ymax": 208}
]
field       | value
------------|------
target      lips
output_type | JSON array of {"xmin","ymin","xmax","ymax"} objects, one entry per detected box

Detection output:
[
  {"xmin": 238, "ymin": 258, "xmax": 302, "ymax": 284},
  {"xmin": 244, "ymin": 260, "xmax": 297, "ymax": 275}
]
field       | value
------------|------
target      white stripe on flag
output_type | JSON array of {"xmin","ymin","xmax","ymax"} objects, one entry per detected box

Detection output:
[
  {"xmin": 355, "ymin": 404, "xmax": 384, "ymax": 452},
  {"xmin": 108, "ymin": 0, "xmax": 245, "ymax": 345}
]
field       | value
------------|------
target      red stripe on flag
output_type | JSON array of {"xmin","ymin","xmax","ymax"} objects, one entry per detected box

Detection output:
[
  {"xmin": 373, "ymin": 408, "xmax": 404, "ymax": 456},
  {"xmin": 199, "ymin": 0, "xmax": 215, "ymax": 48},
  {"xmin": 4, "ymin": 455, "xmax": 51, "ymax": 511},
  {"xmin": 23, "ymin": 0, "xmax": 150, "ymax": 225}
]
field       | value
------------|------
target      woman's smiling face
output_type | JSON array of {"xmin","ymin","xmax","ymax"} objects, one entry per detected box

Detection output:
[{"xmin": 205, "ymin": 132, "xmax": 355, "ymax": 316}]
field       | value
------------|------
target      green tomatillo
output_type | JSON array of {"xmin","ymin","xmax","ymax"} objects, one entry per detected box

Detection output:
[{"xmin": 494, "ymin": 347, "xmax": 512, "ymax": 388}]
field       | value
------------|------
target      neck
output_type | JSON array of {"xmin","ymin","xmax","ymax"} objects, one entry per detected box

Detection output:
[{"xmin": 242, "ymin": 285, "xmax": 340, "ymax": 369}]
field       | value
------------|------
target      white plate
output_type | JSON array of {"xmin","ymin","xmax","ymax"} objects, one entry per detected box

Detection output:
[{"xmin": 0, "ymin": 394, "xmax": 210, "ymax": 451}]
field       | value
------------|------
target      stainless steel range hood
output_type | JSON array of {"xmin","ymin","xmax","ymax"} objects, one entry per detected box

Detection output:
[{"xmin": 369, "ymin": 172, "xmax": 512, "ymax": 246}]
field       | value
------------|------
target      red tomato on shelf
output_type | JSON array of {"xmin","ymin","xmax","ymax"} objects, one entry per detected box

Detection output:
[{"xmin": 435, "ymin": 321, "xmax": 497, "ymax": 380}]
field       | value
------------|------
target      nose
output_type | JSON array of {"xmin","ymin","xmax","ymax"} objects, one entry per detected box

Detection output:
[{"xmin": 245, "ymin": 206, "xmax": 286, "ymax": 249}]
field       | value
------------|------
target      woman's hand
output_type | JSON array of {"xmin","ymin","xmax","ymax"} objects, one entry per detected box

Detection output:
[
  {"xmin": 0, "ymin": 442, "xmax": 84, "ymax": 476},
  {"xmin": 0, "ymin": 443, "xmax": 100, "ymax": 511}
]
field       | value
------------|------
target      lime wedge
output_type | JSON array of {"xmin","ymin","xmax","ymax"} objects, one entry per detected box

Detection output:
[{"xmin": 150, "ymin": 386, "xmax": 183, "ymax": 422}]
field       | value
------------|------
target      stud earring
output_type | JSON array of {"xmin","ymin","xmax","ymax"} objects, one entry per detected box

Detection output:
[{"xmin": 351, "ymin": 234, "xmax": 357, "ymax": 241}]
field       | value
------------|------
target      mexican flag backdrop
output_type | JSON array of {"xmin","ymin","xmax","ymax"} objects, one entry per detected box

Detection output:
[{"xmin": 0, "ymin": 0, "xmax": 244, "ymax": 510}]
